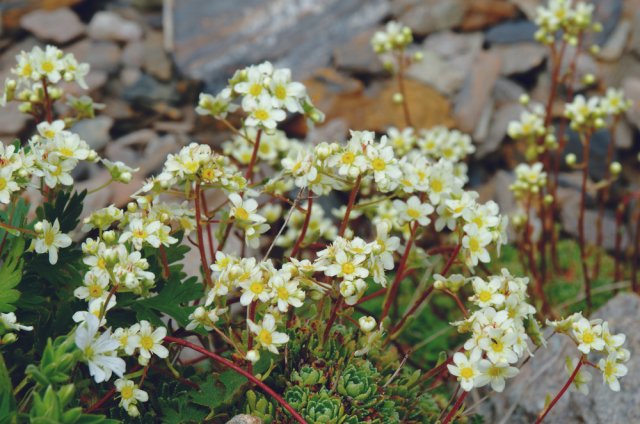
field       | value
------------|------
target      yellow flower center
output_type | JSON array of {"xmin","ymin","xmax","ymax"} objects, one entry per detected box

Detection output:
[
  {"xmin": 371, "ymin": 158, "xmax": 386, "ymax": 171},
  {"xmin": 407, "ymin": 208, "xmax": 421, "ymax": 219},
  {"xmin": 51, "ymin": 165, "xmax": 63, "ymax": 177},
  {"xmin": 140, "ymin": 335, "xmax": 154, "ymax": 350},
  {"xmin": 42, "ymin": 61, "xmax": 55, "ymax": 73},
  {"xmin": 133, "ymin": 229, "xmax": 147, "ymax": 239},
  {"xmin": 492, "ymin": 340, "xmax": 504, "ymax": 352},
  {"xmin": 44, "ymin": 230, "xmax": 55, "ymax": 246},
  {"xmin": 254, "ymin": 109, "xmax": 270, "ymax": 121},
  {"xmin": 582, "ymin": 331, "xmax": 595, "ymax": 344},
  {"xmin": 84, "ymin": 345, "xmax": 95, "ymax": 360},
  {"xmin": 249, "ymin": 83, "xmax": 263, "ymax": 97},
  {"xmin": 604, "ymin": 361, "xmax": 614, "ymax": 377},
  {"xmin": 121, "ymin": 386, "xmax": 134, "ymax": 400},
  {"xmin": 235, "ymin": 207, "xmax": 249, "ymax": 220},
  {"xmin": 460, "ymin": 366, "xmax": 474, "ymax": 379},
  {"xmin": 97, "ymin": 258, "xmax": 107, "ymax": 269},
  {"xmin": 469, "ymin": 237, "xmax": 480, "ymax": 252},
  {"xmin": 58, "ymin": 147, "xmax": 74, "ymax": 157},
  {"xmin": 89, "ymin": 284, "xmax": 103, "ymax": 298},
  {"xmin": 0, "ymin": 177, "xmax": 6, "ymax": 191},
  {"xmin": 341, "ymin": 151, "xmax": 355, "ymax": 165},
  {"xmin": 201, "ymin": 168, "xmax": 215, "ymax": 181},
  {"xmin": 277, "ymin": 287, "xmax": 289, "ymax": 300},
  {"xmin": 488, "ymin": 366, "xmax": 502, "ymax": 377},
  {"xmin": 250, "ymin": 281, "xmax": 264, "ymax": 294},
  {"xmin": 44, "ymin": 129, "xmax": 56, "ymax": 138},
  {"xmin": 184, "ymin": 160, "xmax": 199, "ymax": 174},
  {"xmin": 478, "ymin": 290, "xmax": 492, "ymax": 303},
  {"xmin": 341, "ymin": 263, "xmax": 355, "ymax": 275},
  {"xmin": 258, "ymin": 329, "xmax": 272, "ymax": 345},
  {"xmin": 21, "ymin": 63, "xmax": 32, "ymax": 77},
  {"xmin": 430, "ymin": 178, "xmax": 443, "ymax": 192},
  {"xmin": 274, "ymin": 85, "xmax": 287, "ymax": 100},
  {"xmin": 120, "ymin": 335, "xmax": 128, "ymax": 346}
]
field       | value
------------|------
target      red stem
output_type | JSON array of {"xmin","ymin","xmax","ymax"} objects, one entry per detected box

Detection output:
[
  {"xmin": 535, "ymin": 357, "xmax": 584, "ymax": 424},
  {"xmin": 85, "ymin": 388, "xmax": 116, "ymax": 413},
  {"xmin": 201, "ymin": 190, "xmax": 216, "ymax": 260},
  {"xmin": 245, "ymin": 129, "xmax": 262, "ymax": 183},
  {"xmin": 442, "ymin": 391, "xmax": 468, "ymax": 424},
  {"xmin": 41, "ymin": 77, "xmax": 53, "ymax": 123},
  {"xmin": 194, "ymin": 183, "xmax": 213, "ymax": 287},
  {"xmin": 290, "ymin": 193, "xmax": 313, "ymax": 258},
  {"xmin": 338, "ymin": 175, "xmax": 361, "ymax": 237},
  {"xmin": 164, "ymin": 336, "xmax": 307, "ymax": 423}
]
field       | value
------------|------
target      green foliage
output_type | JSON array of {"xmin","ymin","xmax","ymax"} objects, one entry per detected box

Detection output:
[
  {"xmin": 0, "ymin": 238, "xmax": 24, "ymax": 313},
  {"xmin": 25, "ymin": 335, "xmax": 79, "ymax": 388},
  {"xmin": 190, "ymin": 370, "xmax": 247, "ymax": 412},
  {"xmin": 28, "ymin": 384, "xmax": 116, "ymax": 424},
  {"xmin": 303, "ymin": 389, "xmax": 344, "ymax": 424},
  {"xmin": 244, "ymin": 390, "xmax": 275, "ymax": 424}
]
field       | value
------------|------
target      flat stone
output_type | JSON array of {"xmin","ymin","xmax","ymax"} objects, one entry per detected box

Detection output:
[
  {"xmin": 493, "ymin": 77, "xmax": 526, "ymax": 105},
  {"xmin": 559, "ymin": 49, "xmax": 598, "ymax": 91},
  {"xmin": 333, "ymin": 29, "xmax": 383, "ymax": 74},
  {"xmin": 481, "ymin": 293, "xmax": 640, "ymax": 423},
  {"xmin": 493, "ymin": 43, "xmax": 547, "ymax": 75},
  {"xmin": 614, "ymin": 118, "xmax": 633, "ymax": 149},
  {"xmin": 486, "ymin": 20, "xmax": 537, "ymax": 44},
  {"xmin": 226, "ymin": 415, "xmax": 262, "ymax": 424},
  {"xmin": 473, "ymin": 97, "xmax": 494, "ymax": 142},
  {"xmin": 477, "ymin": 102, "xmax": 525, "ymax": 158},
  {"xmin": 596, "ymin": 20, "xmax": 631, "ymax": 62},
  {"xmin": 20, "ymin": 7, "xmax": 84, "ymax": 43},
  {"xmin": 71, "ymin": 116, "xmax": 114, "ymax": 151},
  {"xmin": 629, "ymin": 10, "xmax": 640, "ymax": 58},
  {"xmin": 460, "ymin": 0, "xmax": 519, "ymax": 31},
  {"xmin": 393, "ymin": 0, "xmax": 466, "ymax": 36},
  {"xmin": 67, "ymin": 39, "xmax": 122, "ymax": 74},
  {"xmin": 58, "ymin": 70, "xmax": 108, "ymax": 96},
  {"xmin": 622, "ymin": 77, "xmax": 640, "ymax": 129},
  {"xmin": 0, "ymin": 0, "xmax": 84, "ymax": 34},
  {"xmin": 171, "ymin": 0, "xmax": 389, "ymax": 90},
  {"xmin": 590, "ymin": 0, "xmax": 623, "ymax": 46},
  {"xmin": 122, "ymin": 40, "xmax": 145, "ymax": 68},
  {"xmin": 87, "ymin": 11, "xmax": 143, "ymax": 42},
  {"xmin": 508, "ymin": 0, "xmax": 540, "ymax": 20},
  {"xmin": 406, "ymin": 50, "xmax": 467, "ymax": 96},
  {"xmin": 123, "ymin": 73, "xmax": 181, "ymax": 107},
  {"xmin": 142, "ymin": 31, "xmax": 173, "ymax": 81},
  {"xmin": 454, "ymin": 50, "xmax": 502, "ymax": 133},
  {"xmin": 424, "ymin": 31, "xmax": 484, "ymax": 60},
  {"xmin": 0, "ymin": 103, "xmax": 31, "ymax": 135}
]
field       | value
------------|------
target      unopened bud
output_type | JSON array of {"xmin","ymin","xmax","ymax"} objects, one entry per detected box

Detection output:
[
  {"xmin": 544, "ymin": 194, "xmax": 554, "ymax": 205},
  {"xmin": 519, "ymin": 94, "xmax": 530, "ymax": 105},
  {"xmin": 565, "ymin": 153, "xmax": 577, "ymax": 166},
  {"xmin": 358, "ymin": 316, "xmax": 377, "ymax": 333},
  {"xmin": 583, "ymin": 73, "xmax": 596, "ymax": 85},
  {"xmin": 610, "ymin": 161, "xmax": 622, "ymax": 175},
  {"xmin": 413, "ymin": 51, "xmax": 423, "ymax": 62},
  {"xmin": 392, "ymin": 92, "xmax": 404, "ymax": 104},
  {"xmin": 246, "ymin": 350, "xmax": 260, "ymax": 364}
]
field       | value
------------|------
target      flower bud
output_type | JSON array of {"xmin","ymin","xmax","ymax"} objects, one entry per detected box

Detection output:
[
  {"xmin": 246, "ymin": 349, "xmax": 260, "ymax": 363},
  {"xmin": 2, "ymin": 333, "xmax": 17, "ymax": 345},
  {"xmin": 412, "ymin": 51, "xmax": 423, "ymax": 62},
  {"xmin": 589, "ymin": 45, "xmax": 600, "ymax": 55},
  {"xmin": 544, "ymin": 194, "xmax": 554, "ymax": 205},
  {"xmin": 358, "ymin": 316, "xmax": 377, "ymax": 333},
  {"xmin": 34, "ymin": 222, "xmax": 43, "ymax": 233},
  {"xmin": 519, "ymin": 94, "xmax": 530, "ymax": 105},
  {"xmin": 610, "ymin": 161, "xmax": 622, "ymax": 175},
  {"xmin": 565, "ymin": 153, "xmax": 577, "ymax": 166},
  {"xmin": 583, "ymin": 73, "xmax": 596, "ymax": 85},
  {"xmin": 102, "ymin": 230, "xmax": 117, "ymax": 244},
  {"xmin": 392, "ymin": 93, "xmax": 403, "ymax": 104}
]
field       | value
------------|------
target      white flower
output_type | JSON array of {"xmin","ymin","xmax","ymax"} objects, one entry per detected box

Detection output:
[
  {"xmin": 37, "ymin": 120, "xmax": 65, "ymax": 139},
  {"xmin": 228, "ymin": 193, "xmax": 265, "ymax": 224},
  {"xmin": 75, "ymin": 315, "xmax": 126, "ymax": 383},
  {"xmin": 471, "ymin": 277, "xmax": 505, "ymax": 308},
  {"xmin": 447, "ymin": 350, "xmax": 481, "ymax": 392},
  {"xmin": 0, "ymin": 312, "xmax": 33, "ymax": 332},
  {"xmin": 462, "ymin": 224, "xmax": 492, "ymax": 266},
  {"xmin": 186, "ymin": 306, "xmax": 228, "ymax": 331},
  {"xmin": 119, "ymin": 219, "xmax": 162, "ymax": 250},
  {"xmin": 62, "ymin": 52, "xmax": 90, "ymax": 89},
  {"xmin": 245, "ymin": 94, "xmax": 286, "ymax": 130},
  {"xmin": 112, "ymin": 324, "xmax": 140, "ymax": 356},
  {"xmin": 572, "ymin": 317, "xmax": 605, "ymax": 354},
  {"xmin": 366, "ymin": 139, "xmax": 401, "ymax": 190},
  {"xmin": 74, "ymin": 269, "xmax": 110, "ymax": 301},
  {"xmin": 269, "ymin": 68, "xmax": 305, "ymax": 112},
  {"xmin": 476, "ymin": 360, "xmax": 519, "ymax": 392},
  {"xmin": 239, "ymin": 276, "xmax": 272, "ymax": 306},
  {"xmin": 130, "ymin": 321, "xmax": 169, "ymax": 361},
  {"xmin": 323, "ymin": 250, "xmax": 369, "ymax": 281},
  {"xmin": 38, "ymin": 156, "xmax": 76, "ymax": 188},
  {"xmin": 35, "ymin": 45, "xmax": 64, "ymax": 83},
  {"xmin": 598, "ymin": 354, "xmax": 628, "ymax": 392},
  {"xmin": 393, "ymin": 195, "xmax": 434, "ymax": 226},
  {"xmin": 270, "ymin": 276, "xmax": 304, "ymax": 312},
  {"xmin": 247, "ymin": 314, "xmax": 289, "ymax": 354},
  {"xmin": 32, "ymin": 219, "xmax": 72, "ymax": 264},
  {"xmin": 0, "ymin": 167, "xmax": 19, "ymax": 204},
  {"xmin": 565, "ymin": 356, "xmax": 592, "ymax": 395},
  {"xmin": 115, "ymin": 378, "xmax": 149, "ymax": 417}
]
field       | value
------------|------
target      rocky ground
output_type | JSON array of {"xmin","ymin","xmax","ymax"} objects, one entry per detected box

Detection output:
[{"xmin": 1, "ymin": 0, "xmax": 639, "ymax": 421}]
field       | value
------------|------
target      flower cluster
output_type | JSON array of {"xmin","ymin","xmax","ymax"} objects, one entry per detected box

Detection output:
[
  {"xmin": 547, "ymin": 313, "xmax": 629, "ymax": 392},
  {"xmin": 448, "ymin": 269, "xmax": 537, "ymax": 392},
  {"xmin": 196, "ymin": 61, "xmax": 324, "ymax": 129},
  {"xmin": 534, "ymin": 0, "xmax": 598, "ymax": 45},
  {"xmin": 510, "ymin": 162, "xmax": 547, "ymax": 199},
  {"xmin": 370, "ymin": 21, "xmax": 413, "ymax": 54}
]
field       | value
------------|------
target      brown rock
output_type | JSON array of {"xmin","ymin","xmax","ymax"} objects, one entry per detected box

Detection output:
[
  {"xmin": 142, "ymin": 31, "xmax": 173, "ymax": 81},
  {"xmin": 67, "ymin": 39, "xmax": 122, "ymax": 74},
  {"xmin": 0, "ymin": 103, "xmax": 32, "ymax": 135},
  {"xmin": 305, "ymin": 69, "xmax": 454, "ymax": 132},
  {"xmin": 454, "ymin": 51, "xmax": 502, "ymax": 133},
  {"xmin": 87, "ymin": 11, "xmax": 143, "ymax": 42},
  {"xmin": 20, "ymin": 7, "xmax": 84, "ymax": 43},
  {"xmin": 393, "ymin": 0, "xmax": 467, "ymax": 36},
  {"xmin": 460, "ymin": 0, "xmax": 519, "ymax": 31},
  {"xmin": 493, "ymin": 43, "xmax": 547, "ymax": 75},
  {"xmin": 596, "ymin": 20, "xmax": 631, "ymax": 62},
  {"xmin": 622, "ymin": 77, "xmax": 640, "ymax": 129}
]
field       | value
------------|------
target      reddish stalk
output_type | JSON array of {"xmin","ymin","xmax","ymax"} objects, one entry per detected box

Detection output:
[
  {"xmin": 577, "ymin": 132, "xmax": 592, "ymax": 313},
  {"xmin": 194, "ymin": 183, "xmax": 212, "ymax": 287},
  {"xmin": 84, "ymin": 388, "xmax": 116, "ymax": 413},
  {"xmin": 380, "ymin": 220, "xmax": 419, "ymax": 322},
  {"xmin": 290, "ymin": 193, "xmax": 313, "ymax": 258},
  {"xmin": 246, "ymin": 301, "xmax": 257, "ymax": 374},
  {"xmin": 390, "ymin": 243, "xmax": 461, "ymax": 336},
  {"xmin": 338, "ymin": 175, "xmax": 362, "ymax": 237},
  {"xmin": 322, "ymin": 298, "xmax": 343, "ymax": 342},
  {"xmin": 356, "ymin": 288, "xmax": 386, "ymax": 305},
  {"xmin": 159, "ymin": 245, "xmax": 170, "ymax": 280},
  {"xmin": 442, "ymin": 391, "xmax": 468, "ymax": 424},
  {"xmin": 164, "ymin": 336, "xmax": 307, "ymax": 423},
  {"xmin": 245, "ymin": 129, "xmax": 263, "ymax": 183},
  {"xmin": 41, "ymin": 77, "xmax": 53, "ymax": 123},
  {"xmin": 593, "ymin": 116, "xmax": 619, "ymax": 278},
  {"xmin": 396, "ymin": 50, "xmax": 412, "ymax": 128},
  {"xmin": 535, "ymin": 357, "xmax": 584, "ymax": 424},
  {"xmin": 201, "ymin": 190, "xmax": 216, "ymax": 260}
]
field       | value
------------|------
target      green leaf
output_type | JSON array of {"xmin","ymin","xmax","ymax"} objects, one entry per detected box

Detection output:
[
  {"xmin": 127, "ymin": 277, "xmax": 201, "ymax": 327},
  {"xmin": 0, "ymin": 238, "xmax": 25, "ymax": 313},
  {"xmin": 0, "ymin": 354, "xmax": 16, "ymax": 423},
  {"xmin": 189, "ymin": 370, "xmax": 247, "ymax": 410}
]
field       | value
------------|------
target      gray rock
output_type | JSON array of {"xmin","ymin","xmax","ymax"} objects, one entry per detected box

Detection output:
[
  {"xmin": 492, "ymin": 77, "xmax": 526, "ymax": 105},
  {"xmin": 333, "ymin": 29, "xmax": 383, "ymax": 74},
  {"xmin": 142, "ymin": 31, "xmax": 172, "ymax": 81},
  {"xmin": 590, "ymin": 0, "xmax": 623, "ymax": 46},
  {"xmin": 509, "ymin": 0, "xmax": 540, "ymax": 20},
  {"xmin": 87, "ymin": 11, "xmax": 143, "ymax": 42},
  {"xmin": 481, "ymin": 293, "xmax": 640, "ymax": 423},
  {"xmin": 454, "ymin": 51, "xmax": 502, "ymax": 133},
  {"xmin": 486, "ymin": 20, "xmax": 537, "ymax": 45},
  {"xmin": 477, "ymin": 102, "xmax": 525, "ymax": 158},
  {"xmin": 67, "ymin": 39, "xmax": 122, "ymax": 74},
  {"xmin": 71, "ymin": 116, "xmax": 114, "ymax": 151},
  {"xmin": 559, "ymin": 48, "xmax": 598, "ymax": 92},
  {"xmin": 171, "ymin": 0, "xmax": 389, "ymax": 90},
  {"xmin": 393, "ymin": 0, "xmax": 466, "ymax": 36},
  {"xmin": 596, "ymin": 20, "xmax": 631, "ymax": 62},
  {"xmin": 226, "ymin": 414, "xmax": 262, "ymax": 424},
  {"xmin": 423, "ymin": 31, "xmax": 484, "ymax": 61},
  {"xmin": 0, "ymin": 103, "xmax": 31, "ymax": 135},
  {"xmin": 123, "ymin": 73, "xmax": 180, "ymax": 106},
  {"xmin": 493, "ymin": 43, "xmax": 547, "ymax": 76},
  {"xmin": 20, "ymin": 7, "xmax": 85, "ymax": 44},
  {"xmin": 122, "ymin": 40, "xmax": 145, "ymax": 68},
  {"xmin": 629, "ymin": 10, "xmax": 640, "ymax": 58},
  {"xmin": 622, "ymin": 77, "xmax": 640, "ymax": 129}
]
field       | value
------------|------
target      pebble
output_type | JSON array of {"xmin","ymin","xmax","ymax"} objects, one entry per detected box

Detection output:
[
  {"xmin": 493, "ymin": 43, "xmax": 547, "ymax": 75},
  {"xmin": 485, "ymin": 20, "xmax": 537, "ymax": 45},
  {"xmin": 0, "ymin": 103, "xmax": 31, "ymax": 135},
  {"xmin": 597, "ymin": 20, "xmax": 631, "ymax": 62},
  {"xmin": 142, "ymin": 31, "xmax": 173, "ymax": 81},
  {"xmin": 87, "ymin": 11, "xmax": 143, "ymax": 42},
  {"xmin": 477, "ymin": 102, "xmax": 525, "ymax": 158},
  {"xmin": 629, "ymin": 10, "xmax": 640, "ymax": 58},
  {"xmin": 460, "ymin": 0, "xmax": 519, "ymax": 31},
  {"xmin": 20, "ymin": 7, "xmax": 85, "ymax": 44},
  {"xmin": 71, "ymin": 116, "xmax": 114, "ymax": 151},
  {"xmin": 67, "ymin": 39, "xmax": 122, "ymax": 74},
  {"xmin": 622, "ymin": 77, "xmax": 640, "ymax": 129},
  {"xmin": 333, "ymin": 29, "xmax": 383, "ymax": 74},
  {"xmin": 394, "ymin": 0, "xmax": 466, "ymax": 36}
]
